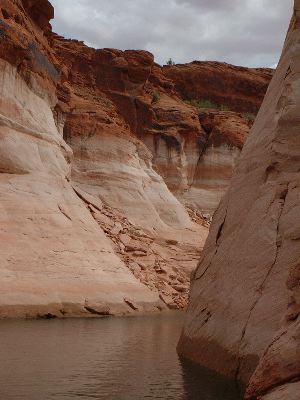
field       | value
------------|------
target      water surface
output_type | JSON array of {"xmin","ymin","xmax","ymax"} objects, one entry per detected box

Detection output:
[{"xmin": 0, "ymin": 312, "xmax": 240, "ymax": 399}]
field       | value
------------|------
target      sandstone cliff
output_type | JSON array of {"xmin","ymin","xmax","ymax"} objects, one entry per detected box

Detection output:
[
  {"xmin": 178, "ymin": 2, "xmax": 300, "ymax": 399},
  {"xmin": 51, "ymin": 35, "xmax": 211, "ymax": 310},
  {"xmin": 0, "ymin": 0, "xmax": 271, "ymax": 317},
  {"xmin": 51, "ymin": 33, "xmax": 271, "ymax": 215},
  {"xmin": 164, "ymin": 61, "xmax": 272, "ymax": 114},
  {"xmin": 0, "ymin": 0, "xmax": 207, "ymax": 316},
  {"xmin": 0, "ymin": 0, "xmax": 166, "ymax": 317}
]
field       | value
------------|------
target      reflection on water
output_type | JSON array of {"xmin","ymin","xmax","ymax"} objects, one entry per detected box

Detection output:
[
  {"xmin": 180, "ymin": 358, "xmax": 242, "ymax": 400},
  {"xmin": 0, "ymin": 312, "xmax": 240, "ymax": 400}
]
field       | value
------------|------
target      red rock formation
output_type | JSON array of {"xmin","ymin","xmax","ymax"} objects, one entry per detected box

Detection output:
[
  {"xmin": 52, "ymin": 33, "xmax": 270, "ymax": 214},
  {"xmin": 0, "ymin": 0, "xmax": 271, "ymax": 316},
  {"xmin": 50, "ymin": 30, "xmax": 267, "ymax": 309},
  {"xmin": 51, "ymin": 35, "xmax": 211, "ymax": 309},
  {"xmin": 22, "ymin": 0, "xmax": 54, "ymax": 33},
  {"xmin": 178, "ymin": 2, "xmax": 300, "ymax": 399},
  {"xmin": 164, "ymin": 61, "xmax": 273, "ymax": 114}
]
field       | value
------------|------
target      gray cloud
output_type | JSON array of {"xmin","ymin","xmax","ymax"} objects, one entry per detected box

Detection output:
[
  {"xmin": 174, "ymin": 0, "xmax": 240, "ymax": 12},
  {"xmin": 50, "ymin": 0, "xmax": 293, "ymax": 67}
]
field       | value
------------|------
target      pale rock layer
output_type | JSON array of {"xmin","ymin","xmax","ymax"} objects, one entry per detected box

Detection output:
[
  {"xmin": 67, "ymin": 121, "xmax": 208, "ymax": 309},
  {"xmin": 143, "ymin": 107, "xmax": 250, "ymax": 213},
  {"xmin": 0, "ymin": 0, "xmax": 209, "ymax": 316}
]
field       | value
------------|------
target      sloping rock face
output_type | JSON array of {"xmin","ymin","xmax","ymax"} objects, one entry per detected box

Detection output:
[
  {"xmin": 164, "ymin": 62, "xmax": 273, "ymax": 114},
  {"xmin": 178, "ymin": 2, "xmax": 300, "ymax": 398},
  {"xmin": 52, "ymin": 37, "xmax": 201, "ymax": 232},
  {"xmin": 0, "ymin": 0, "xmax": 166, "ymax": 317}
]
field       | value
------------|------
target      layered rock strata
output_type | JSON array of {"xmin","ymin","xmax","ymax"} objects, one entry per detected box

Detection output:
[
  {"xmin": 51, "ymin": 36, "xmax": 209, "ymax": 309},
  {"xmin": 0, "ymin": 0, "xmax": 208, "ymax": 316},
  {"xmin": 52, "ymin": 34, "xmax": 269, "ymax": 214},
  {"xmin": 178, "ymin": 2, "xmax": 300, "ymax": 399}
]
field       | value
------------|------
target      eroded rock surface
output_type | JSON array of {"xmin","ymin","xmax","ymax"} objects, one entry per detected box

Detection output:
[
  {"xmin": 164, "ymin": 61, "xmax": 273, "ymax": 114},
  {"xmin": 51, "ymin": 35, "xmax": 209, "ymax": 309},
  {"xmin": 52, "ymin": 34, "xmax": 271, "ymax": 214},
  {"xmin": 178, "ymin": 1, "xmax": 300, "ymax": 398}
]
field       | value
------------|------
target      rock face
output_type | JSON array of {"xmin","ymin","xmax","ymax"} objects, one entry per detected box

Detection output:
[
  {"xmin": 52, "ymin": 35, "xmax": 266, "ymax": 214},
  {"xmin": 178, "ymin": 1, "xmax": 300, "ymax": 399},
  {"xmin": 164, "ymin": 61, "xmax": 273, "ymax": 114},
  {"xmin": 51, "ymin": 36, "xmax": 209, "ymax": 310},
  {"xmin": 0, "ymin": 0, "xmax": 172, "ymax": 317},
  {"xmin": 0, "ymin": 0, "xmax": 271, "ymax": 317},
  {"xmin": 0, "ymin": 0, "xmax": 206, "ymax": 316},
  {"xmin": 178, "ymin": 109, "xmax": 250, "ymax": 211},
  {"xmin": 49, "ymin": 32, "xmax": 269, "ymax": 307}
]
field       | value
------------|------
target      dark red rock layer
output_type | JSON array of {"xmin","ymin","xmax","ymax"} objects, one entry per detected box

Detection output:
[{"xmin": 164, "ymin": 61, "xmax": 273, "ymax": 114}]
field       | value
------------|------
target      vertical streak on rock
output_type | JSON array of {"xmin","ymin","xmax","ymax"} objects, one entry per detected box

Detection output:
[{"xmin": 235, "ymin": 186, "xmax": 289, "ymax": 387}]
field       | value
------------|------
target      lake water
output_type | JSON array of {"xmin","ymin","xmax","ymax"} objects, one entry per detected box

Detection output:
[{"xmin": 0, "ymin": 312, "xmax": 240, "ymax": 400}]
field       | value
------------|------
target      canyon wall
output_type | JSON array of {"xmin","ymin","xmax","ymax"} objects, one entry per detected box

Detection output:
[
  {"xmin": 0, "ymin": 0, "xmax": 176, "ymax": 317},
  {"xmin": 0, "ymin": 0, "xmax": 271, "ymax": 317},
  {"xmin": 178, "ymin": 2, "xmax": 300, "ymax": 399}
]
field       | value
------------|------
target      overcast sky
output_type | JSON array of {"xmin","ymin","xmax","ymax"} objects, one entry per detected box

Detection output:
[{"xmin": 51, "ymin": 0, "xmax": 293, "ymax": 68}]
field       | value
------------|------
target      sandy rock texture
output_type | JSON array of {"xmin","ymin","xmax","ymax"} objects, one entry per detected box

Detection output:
[{"xmin": 178, "ymin": 1, "xmax": 300, "ymax": 398}]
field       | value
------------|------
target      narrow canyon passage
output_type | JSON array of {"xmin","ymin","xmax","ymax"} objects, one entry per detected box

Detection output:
[{"xmin": 1, "ymin": 1, "xmax": 298, "ymax": 400}]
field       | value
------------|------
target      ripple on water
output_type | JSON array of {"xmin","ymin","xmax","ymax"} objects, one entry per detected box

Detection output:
[{"xmin": 0, "ymin": 312, "xmax": 240, "ymax": 400}]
